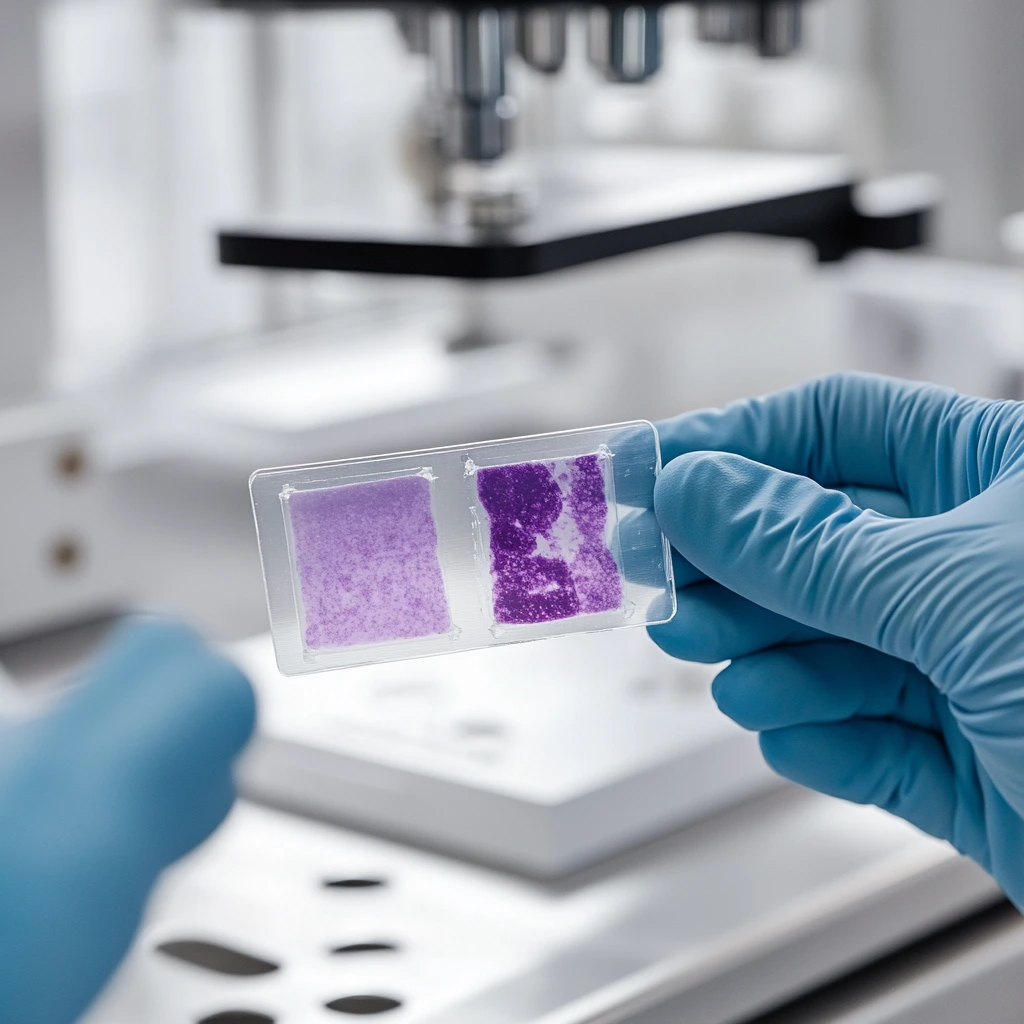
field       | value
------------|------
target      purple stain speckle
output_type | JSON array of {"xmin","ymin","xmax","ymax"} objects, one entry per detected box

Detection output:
[
  {"xmin": 287, "ymin": 476, "xmax": 451, "ymax": 650},
  {"xmin": 477, "ymin": 454, "xmax": 622, "ymax": 626}
]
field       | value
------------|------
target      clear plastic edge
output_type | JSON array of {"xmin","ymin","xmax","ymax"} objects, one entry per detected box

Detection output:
[{"xmin": 246, "ymin": 419, "xmax": 663, "ymax": 484}]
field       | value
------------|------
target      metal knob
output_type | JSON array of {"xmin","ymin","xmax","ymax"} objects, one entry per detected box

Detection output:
[
  {"xmin": 516, "ymin": 7, "xmax": 569, "ymax": 74},
  {"xmin": 588, "ymin": 5, "xmax": 663, "ymax": 84},
  {"xmin": 756, "ymin": 0, "xmax": 802, "ymax": 58},
  {"xmin": 430, "ymin": 7, "xmax": 516, "ymax": 162},
  {"xmin": 695, "ymin": 2, "xmax": 755, "ymax": 45}
]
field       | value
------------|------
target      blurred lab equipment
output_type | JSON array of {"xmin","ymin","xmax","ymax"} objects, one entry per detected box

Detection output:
[
  {"xmin": 838, "ymin": 252, "xmax": 1024, "ymax": 401},
  {"xmin": 0, "ymin": 405, "xmax": 129, "ymax": 642},
  {"xmin": 215, "ymin": 2, "xmax": 928, "ymax": 279},
  {"xmin": 2, "ymin": 0, "xmax": 1024, "ymax": 1023}
]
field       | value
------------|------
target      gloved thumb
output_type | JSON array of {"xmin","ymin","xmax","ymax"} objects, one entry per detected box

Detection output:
[
  {"xmin": 654, "ymin": 451, "xmax": 942, "ymax": 664},
  {"xmin": 48, "ymin": 617, "xmax": 257, "ymax": 865}
]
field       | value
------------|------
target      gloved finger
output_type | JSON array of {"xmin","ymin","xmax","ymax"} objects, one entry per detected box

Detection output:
[
  {"xmin": 672, "ymin": 550, "xmax": 706, "ymax": 587},
  {"xmin": 759, "ymin": 721, "xmax": 956, "ymax": 845},
  {"xmin": 648, "ymin": 581, "xmax": 823, "ymax": 664},
  {"xmin": 52, "ymin": 616, "xmax": 256, "ymax": 863},
  {"xmin": 713, "ymin": 641, "xmax": 941, "ymax": 733},
  {"xmin": 648, "ymin": 424, "xmax": 914, "ymax": 599},
  {"xmin": 657, "ymin": 373, "xmax": 991, "ymax": 515},
  {"xmin": 616, "ymin": 509, "xmax": 705, "ymax": 587},
  {"xmin": 0, "ymin": 618, "xmax": 256, "ymax": 1024},
  {"xmin": 641, "ymin": 488, "xmax": 909, "ymax": 596},
  {"xmin": 609, "ymin": 421, "xmax": 662, "ymax": 509},
  {"xmin": 66, "ymin": 614, "xmax": 205, "ymax": 706},
  {"xmin": 840, "ymin": 486, "xmax": 911, "ymax": 518},
  {"xmin": 615, "ymin": 508, "xmax": 675, "ymax": 589},
  {"xmin": 654, "ymin": 450, "xmax": 946, "ymax": 664}
]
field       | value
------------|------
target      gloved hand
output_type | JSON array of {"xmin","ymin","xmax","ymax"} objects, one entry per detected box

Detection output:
[
  {"xmin": 649, "ymin": 373, "xmax": 1024, "ymax": 906},
  {"xmin": 0, "ymin": 618, "xmax": 255, "ymax": 1024}
]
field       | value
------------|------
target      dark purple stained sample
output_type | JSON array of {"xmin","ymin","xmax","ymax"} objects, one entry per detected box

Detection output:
[
  {"xmin": 287, "ymin": 476, "xmax": 451, "ymax": 649},
  {"xmin": 476, "ymin": 454, "xmax": 623, "ymax": 626},
  {"xmin": 566, "ymin": 455, "xmax": 623, "ymax": 614}
]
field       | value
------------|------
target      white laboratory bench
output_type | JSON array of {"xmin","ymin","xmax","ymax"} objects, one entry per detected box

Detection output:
[
  {"xmin": 84, "ymin": 788, "xmax": 1004, "ymax": 1024},
  {"xmin": 78, "ymin": 622, "xmax": 1013, "ymax": 1024}
]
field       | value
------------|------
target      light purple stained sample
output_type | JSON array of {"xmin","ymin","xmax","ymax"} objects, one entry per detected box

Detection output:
[
  {"xmin": 287, "ymin": 475, "xmax": 451, "ymax": 650},
  {"xmin": 476, "ymin": 454, "xmax": 623, "ymax": 626}
]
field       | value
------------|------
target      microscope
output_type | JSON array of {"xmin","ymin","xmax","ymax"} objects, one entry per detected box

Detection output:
[{"xmin": 216, "ymin": 1, "xmax": 929, "ymax": 280}]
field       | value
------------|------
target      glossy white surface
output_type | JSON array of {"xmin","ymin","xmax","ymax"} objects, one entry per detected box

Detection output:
[
  {"xmin": 236, "ymin": 628, "xmax": 774, "ymax": 874},
  {"xmin": 85, "ymin": 793, "xmax": 997, "ymax": 1024}
]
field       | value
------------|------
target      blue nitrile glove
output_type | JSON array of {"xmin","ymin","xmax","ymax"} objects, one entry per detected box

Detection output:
[
  {"xmin": 649, "ymin": 373, "xmax": 1024, "ymax": 906},
  {"xmin": 0, "ymin": 618, "xmax": 255, "ymax": 1024}
]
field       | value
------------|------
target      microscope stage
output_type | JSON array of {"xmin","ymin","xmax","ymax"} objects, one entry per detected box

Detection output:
[
  {"xmin": 232, "ymin": 628, "xmax": 779, "ymax": 877},
  {"xmin": 219, "ymin": 149, "xmax": 928, "ymax": 279}
]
